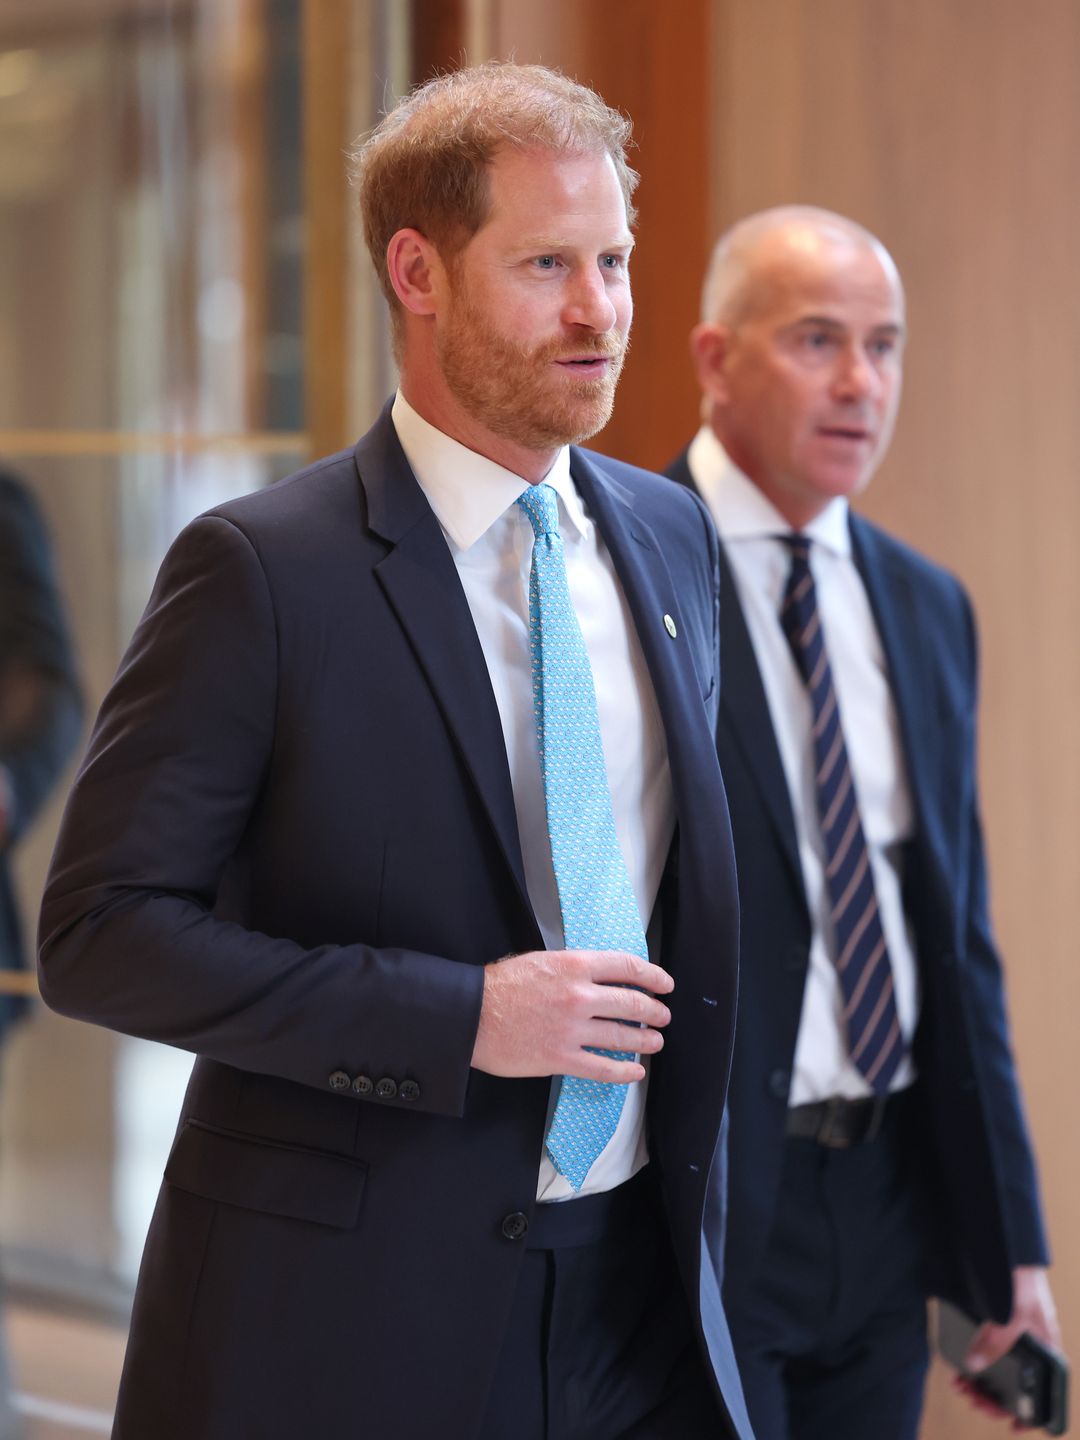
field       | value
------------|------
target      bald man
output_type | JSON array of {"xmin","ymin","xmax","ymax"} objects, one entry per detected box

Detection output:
[{"xmin": 666, "ymin": 207, "xmax": 1060, "ymax": 1439}]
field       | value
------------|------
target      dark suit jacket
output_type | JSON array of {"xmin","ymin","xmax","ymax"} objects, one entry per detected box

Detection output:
[
  {"xmin": 0, "ymin": 469, "xmax": 81, "ymax": 1034},
  {"xmin": 668, "ymin": 449, "xmax": 1048, "ymax": 1327},
  {"xmin": 39, "ymin": 410, "xmax": 752, "ymax": 1440}
]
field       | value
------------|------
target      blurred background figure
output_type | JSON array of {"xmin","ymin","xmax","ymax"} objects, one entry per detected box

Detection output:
[
  {"xmin": 666, "ymin": 206, "xmax": 1060, "ymax": 1440},
  {"xmin": 0, "ymin": 466, "xmax": 81, "ymax": 1439},
  {"xmin": 0, "ymin": 469, "xmax": 82, "ymax": 1004}
]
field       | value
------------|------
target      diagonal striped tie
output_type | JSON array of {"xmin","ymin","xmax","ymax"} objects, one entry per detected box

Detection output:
[
  {"xmin": 516, "ymin": 483, "xmax": 647, "ymax": 1191},
  {"xmin": 779, "ymin": 534, "xmax": 903, "ymax": 1095}
]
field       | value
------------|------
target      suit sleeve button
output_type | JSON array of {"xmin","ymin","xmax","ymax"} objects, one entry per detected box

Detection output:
[
  {"xmin": 501, "ymin": 1212, "xmax": 529, "ymax": 1241},
  {"xmin": 768, "ymin": 1069, "xmax": 791, "ymax": 1100},
  {"xmin": 400, "ymin": 1080, "xmax": 421, "ymax": 1101},
  {"xmin": 352, "ymin": 1074, "xmax": 373, "ymax": 1096},
  {"xmin": 328, "ymin": 1070, "xmax": 351, "ymax": 1092},
  {"xmin": 375, "ymin": 1077, "xmax": 398, "ymax": 1100}
]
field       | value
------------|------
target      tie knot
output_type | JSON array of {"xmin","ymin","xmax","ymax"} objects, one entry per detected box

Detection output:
[
  {"xmin": 517, "ymin": 484, "xmax": 560, "ymax": 540},
  {"xmin": 780, "ymin": 531, "xmax": 812, "ymax": 567}
]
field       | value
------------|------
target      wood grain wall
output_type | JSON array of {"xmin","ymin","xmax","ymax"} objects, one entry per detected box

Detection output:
[{"xmin": 473, "ymin": 4, "xmax": 1079, "ymax": 1436}]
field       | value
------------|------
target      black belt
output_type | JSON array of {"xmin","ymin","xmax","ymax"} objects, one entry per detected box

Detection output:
[{"xmin": 786, "ymin": 1091, "xmax": 909, "ymax": 1148}]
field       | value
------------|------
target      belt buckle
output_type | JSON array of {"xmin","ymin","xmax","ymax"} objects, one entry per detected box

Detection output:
[{"xmin": 816, "ymin": 1096, "xmax": 851, "ymax": 1149}]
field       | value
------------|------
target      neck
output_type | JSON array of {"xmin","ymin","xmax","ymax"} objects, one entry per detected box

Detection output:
[
  {"xmin": 399, "ymin": 365, "xmax": 558, "ymax": 484},
  {"xmin": 711, "ymin": 428, "xmax": 833, "ymax": 530}
]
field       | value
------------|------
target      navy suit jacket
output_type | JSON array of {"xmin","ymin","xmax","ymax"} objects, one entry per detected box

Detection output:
[
  {"xmin": 39, "ymin": 410, "xmax": 752, "ymax": 1440},
  {"xmin": 668, "ymin": 449, "xmax": 1048, "ymax": 1326}
]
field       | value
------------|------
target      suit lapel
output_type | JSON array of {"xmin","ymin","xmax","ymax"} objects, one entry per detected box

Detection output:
[
  {"xmin": 849, "ymin": 517, "xmax": 940, "ymax": 839},
  {"xmin": 356, "ymin": 411, "xmax": 532, "ymax": 915},
  {"xmin": 569, "ymin": 451, "xmax": 719, "ymax": 834},
  {"xmin": 667, "ymin": 452, "xmax": 803, "ymax": 891},
  {"xmin": 715, "ymin": 546, "xmax": 804, "ymax": 891}
]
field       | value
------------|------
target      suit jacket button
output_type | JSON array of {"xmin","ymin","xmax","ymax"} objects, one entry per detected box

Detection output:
[
  {"xmin": 375, "ymin": 1077, "xmax": 398, "ymax": 1100},
  {"xmin": 501, "ymin": 1212, "xmax": 529, "ymax": 1241},
  {"xmin": 328, "ymin": 1070, "xmax": 351, "ymax": 1092},
  {"xmin": 352, "ymin": 1074, "xmax": 373, "ymax": 1096},
  {"xmin": 768, "ymin": 1069, "xmax": 791, "ymax": 1100},
  {"xmin": 400, "ymin": 1080, "xmax": 421, "ymax": 1101}
]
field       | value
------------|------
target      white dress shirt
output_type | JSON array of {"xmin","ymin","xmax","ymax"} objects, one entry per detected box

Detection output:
[
  {"xmin": 392, "ymin": 392, "xmax": 675, "ymax": 1197},
  {"xmin": 688, "ymin": 426, "xmax": 919, "ymax": 1103}
]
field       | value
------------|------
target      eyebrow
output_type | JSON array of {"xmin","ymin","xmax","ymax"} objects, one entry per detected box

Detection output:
[
  {"xmin": 790, "ymin": 315, "xmax": 906, "ymax": 337},
  {"xmin": 514, "ymin": 235, "xmax": 636, "ymax": 254}
]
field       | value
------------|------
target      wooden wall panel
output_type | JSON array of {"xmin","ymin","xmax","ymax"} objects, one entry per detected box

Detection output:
[{"xmin": 711, "ymin": 3, "xmax": 1080, "ymax": 1435}]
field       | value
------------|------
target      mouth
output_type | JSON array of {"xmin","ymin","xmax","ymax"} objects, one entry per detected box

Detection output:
[
  {"xmin": 817, "ymin": 425, "xmax": 874, "ymax": 444},
  {"xmin": 554, "ymin": 355, "xmax": 615, "ymax": 378}
]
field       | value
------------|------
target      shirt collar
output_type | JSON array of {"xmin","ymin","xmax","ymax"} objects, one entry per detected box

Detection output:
[
  {"xmin": 391, "ymin": 391, "xmax": 586, "ymax": 551},
  {"xmin": 687, "ymin": 425, "xmax": 852, "ymax": 558}
]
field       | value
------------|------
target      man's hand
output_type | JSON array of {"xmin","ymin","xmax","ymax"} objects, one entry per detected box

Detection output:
[
  {"xmin": 954, "ymin": 1266, "xmax": 1063, "ymax": 1421},
  {"xmin": 470, "ymin": 949, "xmax": 674, "ymax": 1083}
]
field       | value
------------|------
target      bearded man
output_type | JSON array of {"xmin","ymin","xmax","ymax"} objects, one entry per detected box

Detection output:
[{"xmin": 38, "ymin": 63, "xmax": 750, "ymax": 1440}]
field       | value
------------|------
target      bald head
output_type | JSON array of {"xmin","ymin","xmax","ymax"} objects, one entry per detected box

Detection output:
[
  {"xmin": 690, "ymin": 206, "xmax": 906, "ymax": 528},
  {"xmin": 700, "ymin": 206, "xmax": 904, "ymax": 328}
]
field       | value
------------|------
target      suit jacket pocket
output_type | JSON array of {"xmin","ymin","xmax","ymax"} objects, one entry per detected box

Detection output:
[{"xmin": 165, "ymin": 1119, "xmax": 367, "ymax": 1229}]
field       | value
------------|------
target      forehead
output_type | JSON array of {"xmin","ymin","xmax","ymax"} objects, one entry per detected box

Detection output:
[
  {"xmin": 480, "ymin": 146, "xmax": 630, "ymax": 238},
  {"xmin": 747, "ymin": 234, "xmax": 904, "ymax": 330}
]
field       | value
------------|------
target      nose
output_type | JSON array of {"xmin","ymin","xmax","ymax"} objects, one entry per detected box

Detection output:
[
  {"xmin": 833, "ymin": 345, "xmax": 880, "ymax": 402},
  {"xmin": 562, "ymin": 264, "xmax": 618, "ymax": 333}
]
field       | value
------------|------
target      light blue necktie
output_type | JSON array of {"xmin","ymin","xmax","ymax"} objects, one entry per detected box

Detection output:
[{"xmin": 516, "ymin": 483, "xmax": 649, "ymax": 1191}]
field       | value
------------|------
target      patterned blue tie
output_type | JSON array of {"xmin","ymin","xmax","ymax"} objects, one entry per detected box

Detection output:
[
  {"xmin": 516, "ymin": 483, "xmax": 648, "ymax": 1191},
  {"xmin": 780, "ymin": 534, "xmax": 904, "ymax": 1095}
]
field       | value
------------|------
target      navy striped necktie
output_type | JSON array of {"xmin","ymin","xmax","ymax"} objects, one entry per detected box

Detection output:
[{"xmin": 779, "ymin": 534, "xmax": 903, "ymax": 1095}]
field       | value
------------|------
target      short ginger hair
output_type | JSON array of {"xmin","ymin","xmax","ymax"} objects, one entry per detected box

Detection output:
[{"xmin": 350, "ymin": 62, "xmax": 638, "ymax": 326}]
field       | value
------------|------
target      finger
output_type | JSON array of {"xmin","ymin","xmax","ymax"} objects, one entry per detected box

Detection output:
[
  {"xmin": 574, "ymin": 950, "xmax": 675, "ymax": 992},
  {"xmin": 564, "ymin": 1051, "xmax": 647, "ymax": 1085},
  {"xmin": 1025, "ymin": 1307, "xmax": 1064, "ymax": 1353},
  {"xmin": 585, "ymin": 1020, "xmax": 664, "ymax": 1055},
  {"xmin": 586, "ymin": 985, "xmax": 672, "ymax": 1028},
  {"xmin": 966, "ymin": 1321, "xmax": 1020, "ymax": 1372}
]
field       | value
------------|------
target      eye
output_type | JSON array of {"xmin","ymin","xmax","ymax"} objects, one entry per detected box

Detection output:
[
  {"xmin": 599, "ymin": 254, "xmax": 625, "ymax": 270},
  {"xmin": 534, "ymin": 255, "xmax": 558, "ymax": 270},
  {"xmin": 802, "ymin": 329, "xmax": 833, "ymax": 349},
  {"xmin": 869, "ymin": 336, "xmax": 897, "ymax": 357}
]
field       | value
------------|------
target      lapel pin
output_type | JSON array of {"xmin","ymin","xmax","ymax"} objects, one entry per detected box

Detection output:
[{"xmin": 663, "ymin": 614, "xmax": 677, "ymax": 639}]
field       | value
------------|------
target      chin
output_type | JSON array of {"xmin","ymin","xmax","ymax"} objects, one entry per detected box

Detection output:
[
  {"xmin": 809, "ymin": 468, "xmax": 873, "ymax": 503},
  {"xmin": 522, "ymin": 393, "xmax": 616, "ymax": 450}
]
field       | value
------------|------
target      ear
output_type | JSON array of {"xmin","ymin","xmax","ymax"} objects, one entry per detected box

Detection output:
[
  {"xmin": 690, "ymin": 321, "xmax": 733, "ymax": 403},
  {"xmin": 386, "ymin": 228, "xmax": 447, "ymax": 318}
]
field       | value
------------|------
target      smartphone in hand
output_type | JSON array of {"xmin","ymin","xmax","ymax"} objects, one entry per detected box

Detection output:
[{"xmin": 937, "ymin": 1300, "xmax": 1068, "ymax": 1435}]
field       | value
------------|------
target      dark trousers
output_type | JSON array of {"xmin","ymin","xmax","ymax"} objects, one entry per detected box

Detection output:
[
  {"xmin": 726, "ymin": 1093, "xmax": 932, "ymax": 1440},
  {"xmin": 478, "ymin": 1167, "xmax": 722, "ymax": 1440}
]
